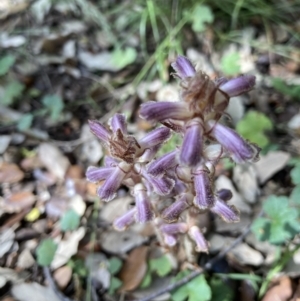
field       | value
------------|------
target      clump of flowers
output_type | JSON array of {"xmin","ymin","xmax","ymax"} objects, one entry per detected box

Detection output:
[{"xmin": 86, "ymin": 56, "xmax": 260, "ymax": 253}]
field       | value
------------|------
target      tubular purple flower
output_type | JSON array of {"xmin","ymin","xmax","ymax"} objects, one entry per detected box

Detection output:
[
  {"xmin": 162, "ymin": 193, "xmax": 193, "ymax": 222},
  {"xmin": 180, "ymin": 118, "xmax": 203, "ymax": 166},
  {"xmin": 217, "ymin": 189, "xmax": 233, "ymax": 202},
  {"xmin": 211, "ymin": 198, "xmax": 240, "ymax": 223},
  {"xmin": 207, "ymin": 121, "xmax": 260, "ymax": 163},
  {"xmin": 104, "ymin": 156, "xmax": 119, "ymax": 167},
  {"xmin": 88, "ymin": 120, "xmax": 110, "ymax": 143},
  {"xmin": 147, "ymin": 150, "xmax": 178, "ymax": 177},
  {"xmin": 160, "ymin": 222, "xmax": 188, "ymax": 235},
  {"xmin": 134, "ymin": 184, "xmax": 154, "ymax": 223},
  {"xmin": 143, "ymin": 172, "xmax": 175, "ymax": 195},
  {"xmin": 97, "ymin": 162, "xmax": 131, "ymax": 201},
  {"xmin": 140, "ymin": 101, "xmax": 191, "ymax": 122},
  {"xmin": 113, "ymin": 208, "xmax": 136, "ymax": 230},
  {"xmin": 171, "ymin": 55, "xmax": 196, "ymax": 79},
  {"xmin": 163, "ymin": 233, "xmax": 177, "ymax": 247},
  {"xmin": 86, "ymin": 166, "xmax": 115, "ymax": 183},
  {"xmin": 139, "ymin": 144, "xmax": 162, "ymax": 162},
  {"xmin": 188, "ymin": 226, "xmax": 209, "ymax": 253},
  {"xmin": 109, "ymin": 113, "xmax": 127, "ymax": 134},
  {"xmin": 193, "ymin": 168, "xmax": 215, "ymax": 209},
  {"xmin": 219, "ymin": 75, "xmax": 256, "ymax": 97},
  {"xmin": 139, "ymin": 127, "xmax": 171, "ymax": 149}
]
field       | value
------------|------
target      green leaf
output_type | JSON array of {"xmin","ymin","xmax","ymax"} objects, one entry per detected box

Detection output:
[
  {"xmin": 290, "ymin": 186, "xmax": 300, "ymax": 205},
  {"xmin": 190, "ymin": 4, "xmax": 214, "ymax": 32},
  {"xmin": 0, "ymin": 55, "xmax": 15, "ymax": 76},
  {"xmin": 236, "ymin": 110, "xmax": 273, "ymax": 148},
  {"xmin": 291, "ymin": 165, "xmax": 300, "ymax": 185},
  {"xmin": 60, "ymin": 209, "xmax": 80, "ymax": 232},
  {"xmin": 108, "ymin": 257, "xmax": 122, "ymax": 275},
  {"xmin": 272, "ymin": 78, "xmax": 300, "ymax": 100},
  {"xmin": 149, "ymin": 255, "xmax": 172, "ymax": 277},
  {"xmin": 2, "ymin": 81, "xmax": 25, "ymax": 105},
  {"xmin": 220, "ymin": 52, "xmax": 241, "ymax": 76},
  {"xmin": 108, "ymin": 276, "xmax": 122, "ymax": 295},
  {"xmin": 112, "ymin": 47, "xmax": 137, "ymax": 69},
  {"xmin": 36, "ymin": 238, "xmax": 57, "ymax": 266},
  {"xmin": 251, "ymin": 217, "xmax": 270, "ymax": 241},
  {"xmin": 172, "ymin": 274, "xmax": 211, "ymax": 301},
  {"xmin": 42, "ymin": 94, "xmax": 64, "ymax": 121},
  {"xmin": 17, "ymin": 113, "xmax": 33, "ymax": 131},
  {"xmin": 210, "ymin": 277, "xmax": 234, "ymax": 301},
  {"xmin": 252, "ymin": 195, "xmax": 300, "ymax": 244}
]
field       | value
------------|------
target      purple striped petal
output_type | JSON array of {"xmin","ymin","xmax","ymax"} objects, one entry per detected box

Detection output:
[
  {"xmin": 193, "ymin": 168, "xmax": 215, "ymax": 209},
  {"xmin": 134, "ymin": 184, "xmax": 154, "ymax": 223},
  {"xmin": 113, "ymin": 208, "xmax": 136, "ymax": 230},
  {"xmin": 188, "ymin": 226, "xmax": 209, "ymax": 253},
  {"xmin": 211, "ymin": 198, "xmax": 240, "ymax": 223},
  {"xmin": 140, "ymin": 101, "xmax": 191, "ymax": 122},
  {"xmin": 139, "ymin": 144, "xmax": 162, "ymax": 162},
  {"xmin": 180, "ymin": 118, "xmax": 203, "ymax": 166},
  {"xmin": 88, "ymin": 120, "xmax": 110, "ymax": 143},
  {"xmin": 217, "ymin": 189, "xmax": 233, "ymax": 202},
  {"xmin": 104, "ymin": 156, "xmax": 119, "ymax": 167},
  {"xmin": 163, "ymin": 233, "xmax": 177, "ymax": 247},
  {"xmin": 208, "ymin": 121, "xmax": 260, "ymax": 163},
  {"xmin": 86, "ymin": 166, "xmax": 114, "ymax": 183},
  {"xmin": 139, "ymin": 127, "xmax": 171, "ymax": 149},
  {"xmin": 162, "ymin": 193, "xmax": 193, "ymax": 222},
  {"xmin": 143, "ymin": 172, "xmax": 175, "ymax": 195},
  {"xmin": 219, "ymin": 75, "xmax": 256, "ymax": 97},
  {"xmin": 160, "ymin": 222, "xmax": 188, "ymax": 235},
  {"xmin": 109, "ymin": 113, "xmax": 127, "ymax": 134},
  {"xmin": 147, "ymin": 150, "xmax": 177, "ymax": 177},
  {"xmin": 171, "ymin": 55, "xmax": 196, "ymax": 79},
  {"xmin": 97, "ymin": 162, "xmax": 130, "ymax": 201}
]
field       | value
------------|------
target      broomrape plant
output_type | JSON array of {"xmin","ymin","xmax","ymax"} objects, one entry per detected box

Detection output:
[{"xmin": 86, "ymin": 56, "xmax": 260, "ymax": 253}]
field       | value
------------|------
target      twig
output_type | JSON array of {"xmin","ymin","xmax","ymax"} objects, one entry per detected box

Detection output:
[
  {"xmin": 136, "ymin": 209, "xmax": 264, "ymax": 301},
  {"xmin": 43, "ymin": 266, "xmax": 75, "ymax": 301}
]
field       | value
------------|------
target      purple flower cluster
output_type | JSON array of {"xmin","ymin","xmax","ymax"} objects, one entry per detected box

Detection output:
[{"xmin": 86, "ymin": 56, "xmax": 260, "ymax": 253}]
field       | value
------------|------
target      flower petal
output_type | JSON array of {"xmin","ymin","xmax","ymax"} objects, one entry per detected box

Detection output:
[
  {"xmin": 147, "ymin": 150, "xmax": 178, "ymax": 177},
  {"xmin": 211, "ymin": 198, "xmax": 240, "ymax": 223},
  {"xmin": 139, "ymin": 127, "xmax": 171, "ymax": 149},
  {"xmin": 113, "ymin": 208, "xmax": 136, "ymax": 230},
  {"xmin": 88, "ymin": 120, "xmax": 110, "ymax": 142},
  {"xmin": 193, "ymin": 168, "xmax": 215, "ymax": 209},
  {"xmin": 219, "ymin": 75, "xmax": 256, "ymax": 97},
  {"xmin": 86, "ymin": 166, "xmax": 114, "ymax": 183},
  {"xmin": 188, "ymin": 226, "xmax": 209, "ymax": 253},
  {"xmin": 134, "ymin": 184, "xmax": 154, "ymax": 223},
  {"xmin": 140, "ymin": 101, "xmax": 191, "ymax": 122},
  {"xmin": 208, "ymin": 121, "xmax": 260, "ymax": 163},
  {"xmin": 109, "ymin": 113, "xmax": 127, "ymax": 134},
  {"xmin": 180, "ymin": 118, "xmax": 203, "ymax": 166},
  {"xmin": 171, "ymin": 55, "xmax": 196, "ymax": 79},
  {"xmin": 160, "ymin": 222, "xmax": 188, "ymax": 235}
]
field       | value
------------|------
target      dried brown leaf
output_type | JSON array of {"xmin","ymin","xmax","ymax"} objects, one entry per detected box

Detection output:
[
  {"xmin": 262, "ymin": 276, "xmax": 292, "ymax": 301},
  {"xmin": 119, "ymin": 246, "xmax": 148, "ymax": 291},
  {"xmin": 0, "ymin": 163, "xmax": 24, "ymax": 184}
]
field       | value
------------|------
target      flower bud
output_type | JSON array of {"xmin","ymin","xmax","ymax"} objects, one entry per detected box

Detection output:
[
  {"xmin": 139, "ymin": 127, "xmax": 171, "ymax": 150},
  {"xmin": 160, "ymin": 222, "xmax": 188, "ymax": 235}
]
